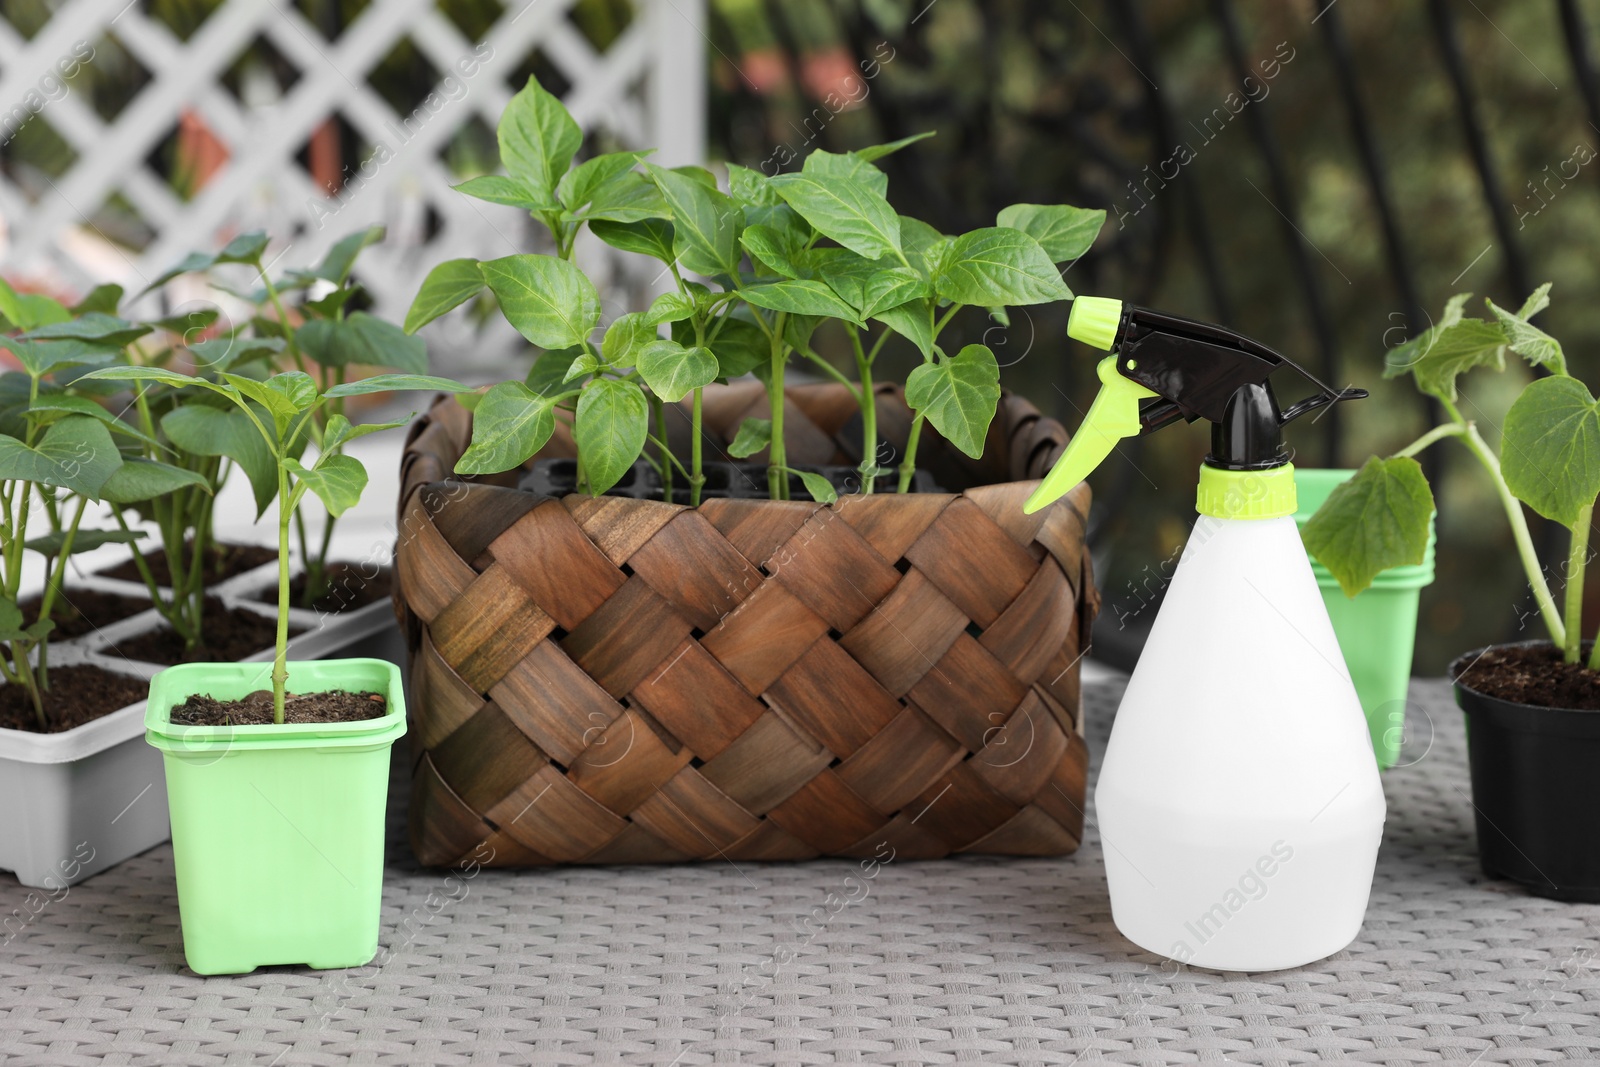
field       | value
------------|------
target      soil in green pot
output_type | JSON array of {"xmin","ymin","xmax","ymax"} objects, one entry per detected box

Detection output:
[
  {"xmin": 108, "ymin": 597, "xmax": 305, "ymax": 666},
  {"xmin": 0, "ymin": 665, "xmax": 151, "ymax": 733},
  {"xmin": 171, "ymin": 689, "xmax": 388, "ymax": 726},
  {"xmin": 1455, "ymin": 643, "xmax": 1600, "ymax": 710}
]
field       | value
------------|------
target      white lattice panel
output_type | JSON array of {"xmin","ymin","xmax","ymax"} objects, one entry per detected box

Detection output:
[{"xmin": 0, "ymin": 0, "xmax": 705, "ymax": 377}]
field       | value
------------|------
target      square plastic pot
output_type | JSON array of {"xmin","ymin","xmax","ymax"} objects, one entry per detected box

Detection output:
[
  {"xmin": 145, "ymin": 658, "xmax": 406, "ymax": 975},
  {"xmin": 0, "ymin": 661, "xmax": 169, "ymax": 889},
  {"xmin": 1294, "ymin": 469, "xmax": 1436, "ymax": 769}
]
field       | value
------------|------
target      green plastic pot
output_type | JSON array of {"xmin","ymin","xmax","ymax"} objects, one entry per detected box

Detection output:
[
  {"xmin": 1294, "ymin": 469, "xmax": 1436, "ymax": 770},
  {"xmin": 145, "ymin": 658, "xmax": 406, "ymax": 975}
]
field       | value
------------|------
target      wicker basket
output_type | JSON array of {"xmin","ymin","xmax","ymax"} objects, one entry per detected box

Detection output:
[{"xmin": 395, "ymin": 382, "xmax": 1097, "ymax": 866}]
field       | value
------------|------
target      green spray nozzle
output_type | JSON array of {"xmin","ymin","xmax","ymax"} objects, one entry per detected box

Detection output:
[
  {"xmin": 1023, "ymin": 354, "xmax": 1157, "ymax": 514},
  {"xmin": 1024, "ymin": 296, "xmax": 1367, "ymax": 515}
]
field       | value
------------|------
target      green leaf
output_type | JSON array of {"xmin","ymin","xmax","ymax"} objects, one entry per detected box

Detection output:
[
  {"xmin": 0, "ymin": 337, "xmax": 122, "ymax": 378},
  {"xmin": 904, "ymin": 343, "xmax": 1001, "ymax": 459},
  {"xmin": 457, "ymin": 382, "xmax": 557, "ymax": 475},
  {"xmin": 935, "ymin": 227, "xmax": 1071, "ymax": 306},
  {"xmin": 1383, "ymin": 292, "xmax": 1473, "ymax": 380},
  {"xmin": 853, "ymin": 131, "xmax": 935, "ymax": 163},
  {"xmin": 1301, "ymin": 456, "xmax": 1435, "ymax": 597},
  {"xmin": 791, "ymin": 468, "xmax": 839, "ymax": 504},
  {"xmin": 312, "ymin": 225, "xmax": 385, "ymax": 284},
  {"xmin": 221, "ymin": 371, "xmax": 309, "ymax": 433},
  {"xmin": 810, "ymin": 248, "xmax": 928, "ymax": 318},
  {"xmin": 1487, "ymin": 292, "xmax": 1563, "ymax": 372},
  {"xmin": 899, "ymin": 217, "xmax": 950, "ymax": 280},
  {"xmin": 452, "ymin": 175, "xmax": 553, "ymax": 212},
  {"xmin": 480, "ymin": 254, "xmax": 601, "ymax": 350},
  {"xmin": 643, "ymin": 290, "xmax": 697, "ymax": 327},
  {"xmin": 18, "ymin": 313, "xmax": 151, "ymax": 348},
  {"xmin": 995, "ymin": 204, "xmax": 1105, "ymax": 263},
  {"xmin": 163, "ymin": 403, "xmax": 277, "ymax": 516},
  {"xmin": 873, "ymin": 298, "xmax": 934, "ymax": 359},
  {"xmin": 25, "ymin": 527, "xmax": 144, "ymax": 556},
  {"xmin": 646, "ymin": 163, "xmax": 741, "ymax": 276},
  {"xmin": 1518, "ymin": 282, "xmax": 1552, "ymax": 320},
  {"xmin": 636, "ymin": 339, "xmax": 717, "ymax": 402},
  {"xmin": 406, "ymin": 258, "xmax": 486, "ymax": 334},
  {"xmin": 101, "ymin": 458, "xmax": 212, "ymax": 504},
  {"xmin": 287, "ymin": 453, "xmax": 367, "ymax": 518},
  {"xmin": 322, "ymin": 373, "xmax": 470, "ymax": 399},
  {"xmin": 0, "ymin": 280, "xmax": 68, "ymax": 331},
  {"xmin": 0, "ymin": 415, "xmax": 121, "ymax": 497},
  {"xmin": 1406, "ymin": 319, "xmax": 1507, "ymax": 402},
  {"xmin": 727, "ymin": 163, "xmax": 782, "ymax": 205},
  {"xmin": 801, "ymin": 148, "xmax": 890, "ymax": 197},
  {"xmin": 704, "ymin": 317, "xmax": 767, "ymax": 378},
  {"xmin": 72, "ymin": 284, "xmax": 124, "ymax": 316},
  {"xmin": 26, "ymin": 395, "xmax": 159, "ymax": 448},
  {"xmin": 602, "ymin": 312, "xmax": 655, "ymax": 365},
  {"xmin": 590, "ymin": 217, "xmax": 678, "ymax": 262},
  {"xmin": 740, "ymin": 279, "xmax": 863, "ymax": 323},
  {"xmin": 573, "ymin": 173, "xmax": 671, "ymax": 224},
  {"xmin": 1501, "ymin": 376, "xmax": 1600, "ymax": 527},
  {"xmin": 143, "ymin": 232, "xmax": 270, "ymax": 292},
  {"xmin": 741, "ymin": 224, "xmax": 805, "ymax": 278},
  {"xmin": 558, "ymin": 150, "xmax": 649, "ymax": 211},
  {"xmin": 728, "ymin": 417, "xmax": 771, "ymax": 458},
  {"xmin": 323, "ymin": 413, "xmax": 410, "ymax": 452},
  {"xmin": 299, "ymin": 312, "xmax": 429, "ymax": 373},
  {"xmin": 574, "ymin": 378, "xmax": 649, "ymax": 494},
  {"xmin": 498, "ymin": 75, "xmax": 582, "ymax": 206},
  {"xmin": 526, "ymin": 347, "xmax": 579, "ymax": 398},
  {"xmin": 0, "ymin": 596, "xmax": 22, "ymax": 641},
  {"xmin": 769, "ymin": 151, "xmax": 902, "ymax": 261},
  {"xmin": 81, "ymin": 365, "xmax": 208, "ymax": 390},
  {"xmin": 150, "ymin": 306, "xmax": 220, "ymax": 337},
  {"xmin": 564, "ymin": 352, "xmax": 601, "ymax": 383}
]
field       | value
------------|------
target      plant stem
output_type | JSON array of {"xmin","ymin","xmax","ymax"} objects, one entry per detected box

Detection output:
[
  {"xmin": 1565, "ymin": 509, "xmax": 1590, "ymax": 665},
  {"xmin": 35, "ymin": 495, "xmax": 88, "ymax": 690},
  {"xmin": 767, "ymin": 313, "xmax": 789, "ymax": 501},
  {"xmin": 898, "ymin": 414, "xmax": 926, "ymax": 493},
  {"xmin": 649, "ymin": 391, "xmax": 673, "ymax": 502},
  {"xmin": 690, "ymin": 388, "xmax": 705, "ymax": 506},
  {"xmin": 273, "ymin": 471, "xmax": 292, "ymax": 726},
  {"xmin": 1460, "ymin": 422, "xmax": 1565, "ymax": 647},
  {"xmin": 851, "ymin": 329, "xmax": 877, "ymax": 494},
  {"xmin": 1394, "ymin": 422, "xmax": 1465, "ymax": 458},
  {"xmin": 258, "ymin": 265, "xmax": 306, "ymax": 376}
]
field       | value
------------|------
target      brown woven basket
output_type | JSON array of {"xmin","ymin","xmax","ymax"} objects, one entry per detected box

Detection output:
[{"xmin": 395, "ymin": 381, "xmax": 1097, "ymax": 866}]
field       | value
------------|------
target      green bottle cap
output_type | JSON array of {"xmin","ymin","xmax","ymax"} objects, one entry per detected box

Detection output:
[
  {"xmin": 1067, "ymin": 296, "xmax": 1124, "ymax": 351},
  {"xmin": 1196, "ymin": 463, "xmax": 1298, "ymax": 519}
]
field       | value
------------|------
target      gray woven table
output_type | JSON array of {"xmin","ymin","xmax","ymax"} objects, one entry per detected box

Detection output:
[{"xmin": 3, "ymin": 677, "xmax": 1599, "ymax": 1066}]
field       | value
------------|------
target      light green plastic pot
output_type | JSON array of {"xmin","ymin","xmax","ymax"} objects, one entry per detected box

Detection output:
[
  {"xmin": 145, "ymin": 658, "xmax": 406, "ymax": 975},
  {"xmin": 1295, "ymin": 469, "xmax": 1436, "ymax": 770}
]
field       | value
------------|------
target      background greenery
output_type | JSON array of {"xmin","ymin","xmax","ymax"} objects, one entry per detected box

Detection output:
[{"xmin": 3, "ymin": 0, "xmax": 1595, "ymax": 672}]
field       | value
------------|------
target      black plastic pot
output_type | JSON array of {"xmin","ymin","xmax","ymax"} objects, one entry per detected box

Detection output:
[{"xmin": 1452, "ymin": 641, "xmax": 1600, "ymax": 902}]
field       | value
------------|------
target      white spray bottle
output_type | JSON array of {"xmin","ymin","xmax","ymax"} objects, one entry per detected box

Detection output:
[{"xmin": 1025, "ymin": 297, "xmax": 1386, "ymax": 971}]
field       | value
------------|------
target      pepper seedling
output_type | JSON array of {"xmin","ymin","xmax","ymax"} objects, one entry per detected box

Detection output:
[
  {"xmin": 82, "ymin": 365, "xmax": 469, "ymax": 722},
  {"xmin": 406, "ymin": 75, "xmax": 1103, "ymax": 503}
]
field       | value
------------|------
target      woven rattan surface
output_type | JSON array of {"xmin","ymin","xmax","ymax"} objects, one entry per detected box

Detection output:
[
  {"xmin": 396, "ymin": 386, "xmax": 1097, "ymax": 866},
  {"xmin": 4, "ymin": 677, "xmax": 1599, "ymax": 1066}
]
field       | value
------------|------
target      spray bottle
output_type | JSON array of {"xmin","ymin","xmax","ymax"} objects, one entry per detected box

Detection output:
[{"xmin": 1026, "ymin": 297, "xmax": 1386, "ymax": 971}]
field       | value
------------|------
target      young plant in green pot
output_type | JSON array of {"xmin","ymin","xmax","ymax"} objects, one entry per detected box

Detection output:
[
  {"xmin": 1303, "ymin": 283, "xmax": 1600, "ymax": 899},
  {"xmin": 394, "ymin": 77, "xmax": 1105, "ymax": 870},
  {"xmin": 82, "ymin": 362, "xmax": 467, "ymax": 973}
]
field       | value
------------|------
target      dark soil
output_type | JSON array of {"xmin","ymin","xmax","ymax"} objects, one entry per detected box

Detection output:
[
  {"xmin": 1454, "ymin": 643, "xmax": 1600, "ymax": 710},
  {"xmin": 171, "ymin": 689, "xmax": 387, "ymax": 726},
  {"xmin": 18, "ymin": 589, "xmax": 151, "ymax": 639},
  {"xmin": 109, "ymin": 597, "xmax": 304, "ymax": 666},
  {"xmin": 99, "ymin": 541, "xmax": 277, "ymax": 586},
  {"xmin": 251, "ymin": 564, "xmax": 393, "ymax": 613},
  {"xmin": 0, "ymin": 665, "xmax": 150, "ymax": 733}
]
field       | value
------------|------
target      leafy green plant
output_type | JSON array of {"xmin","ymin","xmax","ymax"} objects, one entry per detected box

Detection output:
[
  {"xmin": 141, "ymin": 226, "xmax": 427, "ymax": 608},
  {"xmin": 0, "ymin": 280, "xmax": 215, "ymax": 723},
  {"xmin": 406, "ymin": 76, "xmax": 1104, "ymax": 502},
  {"xmin": 1303, "ymin": 284, "xmax": 1600, "ymax": 667},
  {"xmin": 81, "ymin": 364, "xmax": 467, "ymax": 723}
]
